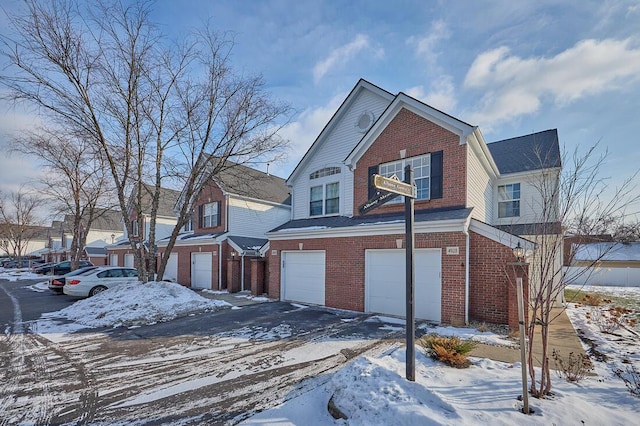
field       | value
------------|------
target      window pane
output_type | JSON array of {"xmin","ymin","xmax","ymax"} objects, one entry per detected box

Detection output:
[
  {"xmin": 310, "ymin": 200, "xmax": 323, "ymax": 216},
  {"xmin": 325, "ymin": 182, "xmax": 339, "ymax": 214},
  {"xmin": 310, "ymin": 186, "xmax": 322, "ymax": 201},
  {"xmin": 326, "ymin": 182, "xmax": 339, "ymax": 198},
  {"xmin": 415, "ymin": 178, "xmax": 430, "ymax": 200}
]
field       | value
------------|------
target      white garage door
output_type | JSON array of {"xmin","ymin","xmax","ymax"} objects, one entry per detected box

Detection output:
[
  {"xmin": 165, "ymin": 253, "xmax": 178, "ymax": 282},
  {"xmin": 191, "ymin": 252, "xmax": 212, "ymax": 289},
  {"xmin": 124, "ymin": 253, "xmax": 134, "ymax": 268},
  {"xmin": 109, "ymin": 254, "xmax": 118, "ymax": 266},
  {"xmin": 282, "ymin": 251, "xmax": 325, "ymax": 305},
  {"xmin": 365, "ymin": 249, "xmax": 441, "ymax": 321}
]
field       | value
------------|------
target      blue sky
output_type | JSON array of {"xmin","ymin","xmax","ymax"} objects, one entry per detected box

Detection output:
[{"xmin": 1, "ymin": 0, "xmax": 640, "ymax": 203}]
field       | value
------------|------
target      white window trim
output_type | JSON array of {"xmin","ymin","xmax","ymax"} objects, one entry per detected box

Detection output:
[
  {"xmin": 202, "ymin": 202, "xmax": 219, "ymax": 228},
  {"xmin": 497, "ymin": 183, "xmax": 521, "ymax": 218},
  {"xmin": 379, "ymin": 153, "xmax": 431, "ymax": 202},
  {"xmin": 309, "ymin": 181, "xmax": 341, "ymax": 217}
]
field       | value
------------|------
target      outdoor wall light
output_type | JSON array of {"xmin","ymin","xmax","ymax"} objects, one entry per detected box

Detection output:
[{"xmin": 513, "ymin": 242, "xmax": 525, "ymax": 262}]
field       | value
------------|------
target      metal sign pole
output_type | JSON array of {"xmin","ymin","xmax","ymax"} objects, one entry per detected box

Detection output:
[{"xmin": 405, "ymin": 164, "xmax": 416, "ymax": 381}]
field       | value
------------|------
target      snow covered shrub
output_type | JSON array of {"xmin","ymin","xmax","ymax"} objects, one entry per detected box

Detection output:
[
  {"xmin": 418, "ymin": 334, "xmax": 477, "ymax": 368},
  {"xmin": 615, "ymin": 365, "xmax": 640, "ymax": 398},
  {"xmin": 552, "ymin": 349, "xmax": 593, "ymax": 382}
]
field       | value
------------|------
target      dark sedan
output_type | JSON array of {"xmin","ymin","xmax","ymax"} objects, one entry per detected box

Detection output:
[
  {"xmin": 34, "ymin": 260, "xmax": 94, "ymax": 275},
  {"xmin": 48, "ymin": 266, "xmax": 99, "ymax": 294}
]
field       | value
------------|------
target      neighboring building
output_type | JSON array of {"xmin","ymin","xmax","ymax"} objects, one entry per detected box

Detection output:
[
  {"xmin": 27, "ymin": 210, "xmax": 123, "ymax": 264},
  {"xmin": 565, "ymin": 241, "xmax": 640, "ymax": 287},
  {"xmin": 106, "ymin": 185, "xmax": 180, "ymax": 268},
  {"xmin": 157, "ymin": 163, "xmax": 290, "ymax": 292},
  {"xmin": 266, "ymin": 79, "xmax": 561, "ymax": 330},
  {"xmin": 0, "ymin": 225, "xmax": 50, "ymax": 259}
]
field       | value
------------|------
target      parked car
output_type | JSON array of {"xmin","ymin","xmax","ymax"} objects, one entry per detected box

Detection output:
[
  {"xmin": 34, "ymin": 260, "xmax": 94, "ymax": 275},
  {"xmin": 2, "ymin": 259, "xmax": 33, "ymax": 268},
  {"xmin": 48, "ymin": 266, "xmax": 99, "ymax": 294},
  {"xmin": 63, "ymin": 266, "xmax": 139, "ymax": 297}
]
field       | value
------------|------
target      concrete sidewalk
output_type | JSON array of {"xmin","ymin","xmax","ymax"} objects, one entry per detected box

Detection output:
[
  {"xmin": 471, "ymin": 308, "xmax": 586, "ymax": 368},
  {"xmin": 197, "ymin": 289, "xmax": 269, "ymax": 307}
]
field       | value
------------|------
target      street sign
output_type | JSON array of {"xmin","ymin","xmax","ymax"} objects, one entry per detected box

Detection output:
[
  {"xmin": 358, "ymin": 190, "xmax": 396, "ymax": 215},
  {"xmin": 373, "ymin": 174, "xmax": 417, "ymax": 198}
]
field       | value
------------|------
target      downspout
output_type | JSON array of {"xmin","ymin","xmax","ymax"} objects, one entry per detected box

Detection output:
[
  {"xmin": 241, "ymin": 251, "xmax": 246, "ymax": 291},
  {"xmin": 218, "ymin": 240, "xmax": 223, "ymax": 290},
  {"xmin": 463, "ymin": 218, "xmax": 471, "ymax": 325}
]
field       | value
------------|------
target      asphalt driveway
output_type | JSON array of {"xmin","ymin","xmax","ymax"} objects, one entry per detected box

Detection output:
[{"xmin": 0, "ymin": 281, "xmax": 403, "ymax": 425}]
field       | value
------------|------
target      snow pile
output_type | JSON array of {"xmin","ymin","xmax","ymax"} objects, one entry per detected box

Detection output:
[
  {"xmin": 46, "ymin": 281, "xmax": 229, "ymax": 328},
  {"xmin": 0, "ymin": 268, "xmax": 43, "ymax": 281}
]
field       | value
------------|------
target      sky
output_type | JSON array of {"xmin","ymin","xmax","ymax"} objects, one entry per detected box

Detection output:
[{"xmin": 1, "ymin": 0, "xmax": 639, "ymax": 210}]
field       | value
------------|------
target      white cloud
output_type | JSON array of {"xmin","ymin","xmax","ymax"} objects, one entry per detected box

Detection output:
[
  {"xmin": 271, "ymin": 94, "xmax": 346, "ymax": 178},
  {"xmin": 405, "ymin": 75, "xmax": 457, "ymax": 114},
  {"xmin": 312, "ymin": 34, "xmax": 381, "ymax": 83},
  {"xmin": 464, "ymin": 38, "xmax": 640, "ymax": 126},
  {"xmin": 406, "ymin": 20, "xmax": 450, "ymax": 67}
]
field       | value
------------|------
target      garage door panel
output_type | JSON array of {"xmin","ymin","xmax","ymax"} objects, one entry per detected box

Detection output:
[
  {"xmin": 191, "ymin": 252, "xmax": 212, "ymax": 289},
  {"xmin": 282, "ymin": 251, "xmax": 325, "ymax": 306},
  {"xmin": 165, "ymin": 253, "xmax": 178, "ymax": 281},
  {"xmin": 366, "ymin": 249, "xmax": 441, "ymax": 321}
]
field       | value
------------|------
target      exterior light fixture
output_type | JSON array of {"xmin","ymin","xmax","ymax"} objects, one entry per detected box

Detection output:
[{"xmin": 513, "ymin": 242, "xmax": 525, "ymax": 262}]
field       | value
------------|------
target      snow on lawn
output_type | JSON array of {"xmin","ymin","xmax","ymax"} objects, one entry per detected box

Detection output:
[
  {"xmin": 39, "ymin": 280, "xmax": 229, "ymax": 329},
  {"xmin": 243, "ymin": 286, "xmax": 640, "ymax": 425}
]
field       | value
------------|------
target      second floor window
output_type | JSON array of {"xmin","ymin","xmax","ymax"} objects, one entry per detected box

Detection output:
[
  {"xmin": 199, "ymin": 202, "xmax": 221, "ymax": 228},
  {"xmin": 132, "ymin": 219, "xmax": 139, "ymax": 237},
  {"xmin": 498, "ymin": 183, "xmax": 521, "ymax": 218},
  {"xmin": 183, "ymin": 215, "xmax": 193, "ymax": 232},
  {"xmin": 310, "ymin": 182, "xmax": 339, "ymax": 216},
  {"xmin": 379, "ymin": 154, "xmax": 431, "ymax": 202}
]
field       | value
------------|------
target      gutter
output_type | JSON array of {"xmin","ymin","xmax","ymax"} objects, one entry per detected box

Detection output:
[{"xmin": 463, "ymin": 215, "xmax": 472, "ymax": 325}]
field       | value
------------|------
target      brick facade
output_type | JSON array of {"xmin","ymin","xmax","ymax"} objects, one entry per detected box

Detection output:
[{"xmin": 353, "ymin": 108, "xmax": 467, "ymax": 216}]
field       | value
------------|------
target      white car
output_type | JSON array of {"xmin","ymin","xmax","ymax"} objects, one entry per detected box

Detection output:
[{"xmin": 63, "ymin": 266, "xmax": 139, "ymax": 297}]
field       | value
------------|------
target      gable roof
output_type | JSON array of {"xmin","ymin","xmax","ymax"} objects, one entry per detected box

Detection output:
[
  {"xmin": 345, "ymin": 92, "xmax": 476, "ymax": 168},
  {"xmin": 215, "ymin": 163, "xmax": 291, "ymax": 205},
  {"xmin": 129, "ymin": 184, "xmax": 181, "ymax": 217},
  {"xmin": 287, "ymin": 79, "xmax": 395, "ymax": 184},
  {"xmin": 487, "ymin": 129, "xmax": 561, "ymax": 174}
]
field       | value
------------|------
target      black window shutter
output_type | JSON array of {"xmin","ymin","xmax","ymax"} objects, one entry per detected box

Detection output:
[
  {"xmin": 198, "ymin": 205, "xmax": 203, "ymax": 228},
  {"xmin": 216, "ymin": 201, "xmax": 222, "ymax": 227},
  {"xmin": 430, "ymin": 151, "xmax": 443, "ymax": 199},
  {"xmin": 367, "ymin": 165, "xmax": 379, "ymax": 199}
]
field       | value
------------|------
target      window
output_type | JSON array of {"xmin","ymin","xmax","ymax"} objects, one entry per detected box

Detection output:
[
  {"xmin": 378, "ymin": 154, "xmax": 431, "ymax": 202},
  {"xmin": 309, "ymin": 182, "xmax": 340, "ymax": 216},
  {"xmin": 199, "ymin": 202, "xmax": 220, "ymax": 228},
  {"xmin": 132, "ymin": 219, "xmax": 139, "ymax": 237},
  {"xmin": 183, "ymin": 215, "xmax": 193, "ymax": 232},
  {"xmin": 498, "ymin": 183, "xmax": 521, "ymax": 218},
  {"xmin": 310, "ymin": 167, "xmax": 341, "ymax": 179}
]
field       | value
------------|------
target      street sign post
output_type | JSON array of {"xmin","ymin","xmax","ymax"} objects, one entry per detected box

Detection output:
[
  {"xmin": 373, "ymin": 174, "xmax": 417, "ymax": 198},
  {"xmin": 360, "ymin": 170, "xmax": 417, "ymax": 381}
]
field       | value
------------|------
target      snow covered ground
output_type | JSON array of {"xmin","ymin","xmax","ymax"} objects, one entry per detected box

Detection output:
[{"xmin": 1, "ymin": 268, "xmax": 639, "ymax": 425}]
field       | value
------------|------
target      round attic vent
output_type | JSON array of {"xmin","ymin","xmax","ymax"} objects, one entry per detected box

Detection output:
[{"xmin": 355, "ymin": 111, "xmax": 375, "ymax": 132}]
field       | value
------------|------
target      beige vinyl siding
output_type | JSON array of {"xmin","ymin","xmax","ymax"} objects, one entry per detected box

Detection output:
[
  {"xmin": 466, "ymin": 139, "xmax": 493, "ymax": 223},
  {"xmin": 291, "ymin": 89, "xmax": 391, "ymax": 219},
  {"xmin": 227, "ymin": 196, "xmax": 291, "ymax": 237},
  {"xmin": 494, "ymin": 170, "xmax": 559, "ymax": 226}
]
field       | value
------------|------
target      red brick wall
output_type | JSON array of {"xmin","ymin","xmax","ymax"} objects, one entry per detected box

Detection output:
[
  {"xmin": 469, "ymin": 231, "xmax": 528, "ymax": 330},
  {"xmin": 193, "ymin": 181, "xmax": 227, "ymax": 234},
  {"xmin": 269, "ymin": 231, "xmax": 467, "ymax": 325},
  {"xmin": 354, "ymin": 108, "xmax": 467, "ymax": 215},
  {"xmin": 157, "ymin": 243, "xmax": 221, "ymax": 289}
]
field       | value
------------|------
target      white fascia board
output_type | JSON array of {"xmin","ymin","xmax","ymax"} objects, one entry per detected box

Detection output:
[
  {"xmin": 469, "ymin": 127, "xmax": 500, "ymax": 178},
  {"xmin": 288, "ymin": 80, "xmax": 395, "ymax": 185},
  {"xmin": 226, "ymin": 238, "xmax": 243, "ymax": 254},
  {"xmin": 496, "ymin": 167, "xmax": 561, "ymax": 182},
  {"xmin": 469, "ymin": 219, "xmax": 536, "ymax": 250},
  {"xmin": 267, "ymin": 218, "xmax": 468, "ymax": 241},
  {"xmin": 259, "ymin": 241, "xmax": 270, "ymax": 256},
  {"xmin": 228, "ymin": 193, "xmax": 292, "ymax": 209},
  {"xmin": 345, "ymin": 94, "xmax": 475, "ymax": 169}
]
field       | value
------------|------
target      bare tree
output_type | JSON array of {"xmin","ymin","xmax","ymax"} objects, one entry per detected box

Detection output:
[
  {"xmin": 515, "ymin": 144, "xmax": 639, "ymax": 398},
  {"xmin": 1, "ymin": 0, "xmax": 289, "ymax": 281},
  {"xmin": 13, "ymin": 127, "xmax": 114, "ymax": 270},
  {"xmin": 0, "ymin": 188, "xmax": 44, "ymax": 262}
]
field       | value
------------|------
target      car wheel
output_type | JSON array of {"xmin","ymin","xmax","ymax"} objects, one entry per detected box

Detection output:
[{"xmin": 89, "ymin": 285, "xmax": 107, "ymax": 297}]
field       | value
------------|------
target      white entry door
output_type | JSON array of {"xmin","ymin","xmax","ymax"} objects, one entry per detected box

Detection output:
[
  {"xmin": 109, "ymin": 254, "xmax": 118, "ymax": 266},
  {"xmin": 191, "ymin": 252, "xmax": 212, "ymax": 289},
  {"xmin": 164, "ymin": 253, "xmax": 178, "ymax": 282},
  {"xmin": 281, "ymin": 251, "xmax": 325, "ymax": 306},
  {"xmin": 365, "ymin": 249, "xmax": 442, "ymax": 321},
  {"xmin": 124, "ymin": 253, "xmax": 134, "ymax": 268}
]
